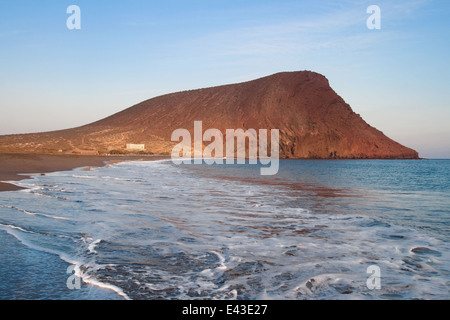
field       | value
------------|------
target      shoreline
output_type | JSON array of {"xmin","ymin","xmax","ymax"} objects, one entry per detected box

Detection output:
[
  {"xmin": 0, "ymin": 153, "xmax": 169, "ymax": 192},
  {"xmin": 0, "ymin": 153, "xmax": 428, "ymax": 192}
]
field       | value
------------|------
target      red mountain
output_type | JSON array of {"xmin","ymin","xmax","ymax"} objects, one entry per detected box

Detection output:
[{"xmin": 0, "ymin": 71, "xmax": 418, "ymax": 159}]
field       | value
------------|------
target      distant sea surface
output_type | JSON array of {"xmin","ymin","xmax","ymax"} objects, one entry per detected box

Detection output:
[{"xmin": 0, "ymin": 159, "xmax": 449, "ymax": 300}]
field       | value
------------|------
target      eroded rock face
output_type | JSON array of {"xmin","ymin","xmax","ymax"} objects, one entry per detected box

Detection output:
[{"xmin": 0, "ymin": 71, "xmax": 418, "ymax": 159}]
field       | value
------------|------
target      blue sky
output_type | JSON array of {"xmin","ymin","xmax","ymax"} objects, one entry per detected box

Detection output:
[{"xmin": 0, "ymin": 0, "xmax": 449, "ymax": 158}]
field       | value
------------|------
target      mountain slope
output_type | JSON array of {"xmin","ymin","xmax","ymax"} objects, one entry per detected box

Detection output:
[{"xmin": 0, "ymin": 71, "xmax": 419, "ymax": 159}]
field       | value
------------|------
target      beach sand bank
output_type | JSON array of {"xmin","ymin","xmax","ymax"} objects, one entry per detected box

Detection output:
[{"xmin": 0, "ymin": 153, "xmax": 169, "ymax": 192}]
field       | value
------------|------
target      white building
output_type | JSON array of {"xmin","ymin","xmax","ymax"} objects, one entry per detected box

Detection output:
[{"xmin": 126, "ymin": 144, "xmax": 145, "ymax": 151}]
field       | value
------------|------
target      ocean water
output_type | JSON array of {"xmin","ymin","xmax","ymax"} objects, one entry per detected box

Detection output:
[{"xmin": 0, "ymin": 159, "xmax": 449, "ymax": 300}]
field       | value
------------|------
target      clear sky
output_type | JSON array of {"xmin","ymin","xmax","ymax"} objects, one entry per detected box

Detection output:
[{"xmin": 1, "ymin": 0, "xmax": 449, "ymax": 158}]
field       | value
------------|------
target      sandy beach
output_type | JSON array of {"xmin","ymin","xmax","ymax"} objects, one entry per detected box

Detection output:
[{"xmin": 0, "ymin": 153, "xmax": 168, "ymax": 192}]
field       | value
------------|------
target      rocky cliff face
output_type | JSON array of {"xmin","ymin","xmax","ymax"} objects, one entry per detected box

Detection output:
[{"xmin": 0, "ymin": 71, "xmax": 418, "ymax": 159}]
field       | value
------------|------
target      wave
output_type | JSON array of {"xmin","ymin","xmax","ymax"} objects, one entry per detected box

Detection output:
[
  {"xmin": 0, "ymin": 222, "xmax": 128, "ymax": 300},
  {"xmin": 1, "ymin": 159, "xmax": 449, "ymax": 299},
  {"xmin": 0, "ymin": 204, "xmax": 70, "ymax": 221}
]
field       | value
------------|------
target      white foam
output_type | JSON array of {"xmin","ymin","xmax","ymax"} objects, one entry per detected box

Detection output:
[
  {"xmin": 1, "ymin": 204, "xmax": 70, "ymax": 221},
  {"xmin": 0, "ymin": 223, "xmax": 129, "ymax": 300},
  {"xmin": 1, "ymin": 158, "xmax": 449, "ymax": 300},
  {"xmin": 88, "ymin": 239, "xmax": 102, "ymax": 254},
  {"xmin": 0, "ymin": 222, "xmax": 34, "ymax": 235},
  {"xmin": 80, "ymin": 272, "xmax": 130, "ymax": 300},
  {"xmin": 72, "ymin": 175, "xmax": 96, "ymax": 179}
]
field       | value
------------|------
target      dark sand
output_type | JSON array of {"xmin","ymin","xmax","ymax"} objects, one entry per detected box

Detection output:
[{"xmin": 0, "ymin": 153, "xmax": 168, "ymax": 192}]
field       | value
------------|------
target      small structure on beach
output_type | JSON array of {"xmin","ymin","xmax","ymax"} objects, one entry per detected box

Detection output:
[{"xmin": 126, "ymin": 144, "xmax": 145, "ymax": 151}]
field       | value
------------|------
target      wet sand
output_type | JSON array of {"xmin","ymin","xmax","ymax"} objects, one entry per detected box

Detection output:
[{"xmin": 0, "ymin": 153, "xmax": 169, "ymax": 192}]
